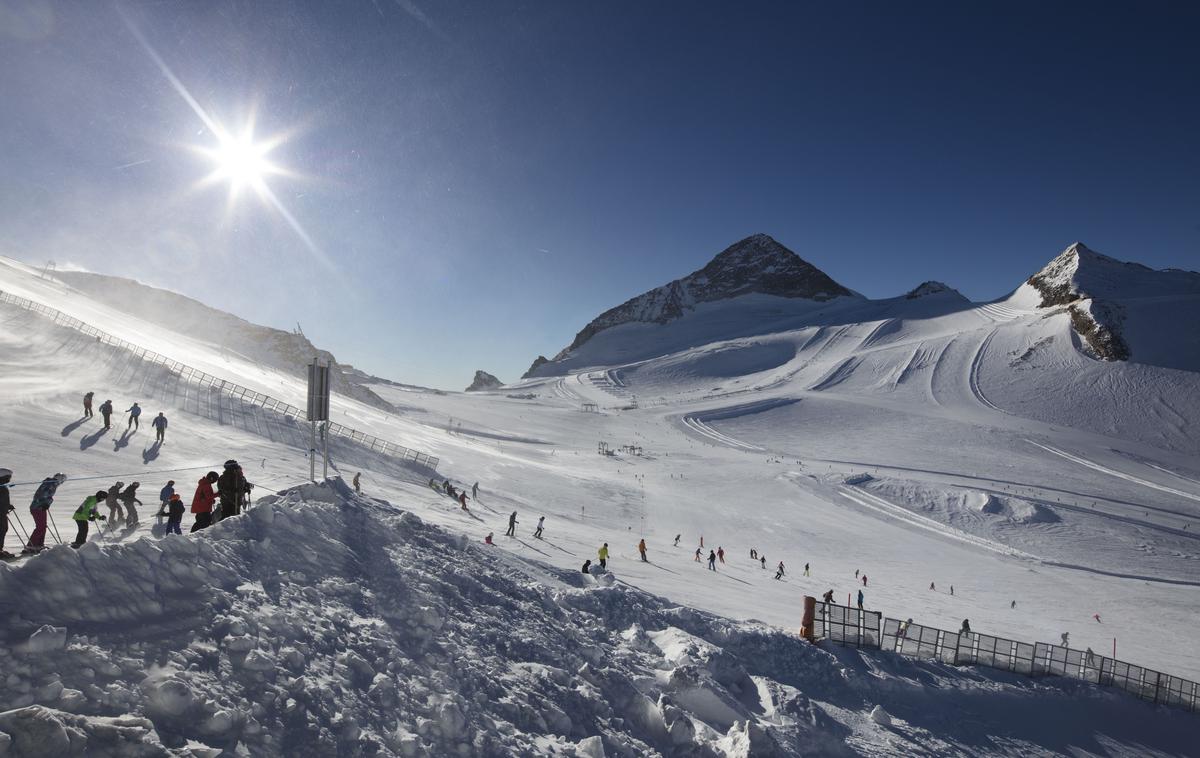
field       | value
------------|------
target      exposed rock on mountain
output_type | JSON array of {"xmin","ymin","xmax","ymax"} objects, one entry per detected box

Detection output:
[
  {"xmin": 465, "ymin": 370, "xmax": 503, "ymax": 392},
  {"xmin": 905, "ymin": 281, "xmax": 966, "ymax": 301}
]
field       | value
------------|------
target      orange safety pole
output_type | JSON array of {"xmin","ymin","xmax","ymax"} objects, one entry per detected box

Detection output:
[{"xmin": 800, "ymin": 596, "xmax": 817, "ymax": 642}]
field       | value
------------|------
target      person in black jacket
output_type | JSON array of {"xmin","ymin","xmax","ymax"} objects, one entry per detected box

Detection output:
[
  {"xmin": 216, "ymin": 460, "xmax": 247, "ymax": 521},
  {"xmin": 165, "ymin": 494, "xmax": 185, "ymax": 535},
  {"xmin": 0, "ymin": 468, "xmax": 13, "ymax": 559}
]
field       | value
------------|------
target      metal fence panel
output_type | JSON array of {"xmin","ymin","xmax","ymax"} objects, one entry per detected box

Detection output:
[{"xmin": 814, "ymin": 602, "xmax": 881, "ymax": 648}]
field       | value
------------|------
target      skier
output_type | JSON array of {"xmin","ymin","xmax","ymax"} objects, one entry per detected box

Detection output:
[
  {"xmin": 506, "ymin": 511, "xmax": 518, "ymax": 537},
  {"xmin": 855, "ymin": 569, "xmax": 860, "ymax": 579},
  {"xmin": 581, "ymin": 559, "xmax": 591, "ymax": 575},
  {"xmin": 804, "ymin": 562, "xmax": 810, "ymax": 577},
  {"xmin": 83, "ymin": 391, "xmax": 94, "ymax": 418},
  {"xmin": 71, "ymin": 491, "xmax": 106, "ymax": 547},
  {"xmin": 472, "ymin": 482, "xmax": 479, "ymax": 499},
  {"xmin": 1093, "ymin": 613, "xmax": 1101, "ymax": 623},
  {"xmin": 428, "ymin": 478, "xmax": 439, "ymax": 492},
  {"xmin": 598, "ymin": 543, "xmax": 609, "ymax": 570},
  {"xmin": 960, "ymin": 619, "xmax": 971, "ymax": 635},
  {"xmin": 484, "ymin": 532, "xmax": 494, "ymax": 545},
  {"xmin": 898, "ymin": 618, "xmax": 912, "ymax": 638},
  {"xmin": 638, "ymin": 538, "xmax": 647, "ymax": 562},
  {"xmin": 857, "ymin": 589, "xmax": 864, "ymax": 608},
  {"xmin": 151, "ymin": 412, "xmax": 168, "ymax": 443},
  {"xmin": 717, "ymin": 546, "xmax": 725, "ymax": 564},
  {"xmin": 126, "ymin": 402, "xmax": 142, "ymax": 430},
  {"xmin": 694, "ymin": 547, "xmax": 702, "ymax": 562},
  {"xmin": 99, "ymin": 399, "xmax": 114, "ymax": 429},
  {"xmin": 1011, "ymin": 600, "xmax": 1016, "ymax": 609},
  {"xmin": 760, "ymin": 556, "xmax": 766, "ymax": 570},
  {"xmin": 950, "ymin": 585, "xmax": 954, "ymax": 596},
  {"xmin": 106, "ymin": 482, "xmax": 125, "ymax": 524},
  {"xmin": 861, "ymin": 575, "xmax": 868, "ymax": 586},
  {"xmin": 673, "ymin": 534, "xmax": 681, "ymax": 547},
  {"xmin": 1060, "ymin": 632, "xmax": 1069, "ymax": 647},
  {"xmin": 24, "ymin": 474, "xmax": 66, "ymax": 553},
  {"xmin": 750, "ymin": 548, "xmax": 757, "ymax": 560},
  {"xmin": 165, "ymin": 494, "xmax": 184, "ymax": 535},
  {"xmin": 190, "ymin": 472, "xmax": 218, "ymax": 532},
  {"xmin": 353, "ymin": 472, "xmax": 361, "ymax": 494},
  {"xmin": 157, "ymin": 480, "xmax": 175, "ymax": 520},
  {"xmin": 930, "ymin": 582, "xmax": 935, "ymax": 591},
  {"xmin": 454, "ymin": 491, "xmax": 466, "ymax": 510},
  {"xmin": 533, "ymin": 516, "xmax": 545, "ymax": 538},
  {"xmin": 821, "ymin": 589, "xmax": 835, "ymax": 604},
  {"xmin": 216, "ymin": 460, "xmax": 246, "ymax": 521},
  {"xmin": 775, "ymin": 561, "xmax": 786, "ymax": 580},
  {"xmin": 707, "ymin": 550, "xmax": 717, "ymax": 571},
  {"xmin": 0, "ymin": 468, "xmax": 13, "ymax": 558},
  {"xmin": 1085, "ymin": 648, "xmax": 1096, "ymax": 666},
  {"xmin": 119, "ymin": 482, "xmax": 142, "ymax": 527}
]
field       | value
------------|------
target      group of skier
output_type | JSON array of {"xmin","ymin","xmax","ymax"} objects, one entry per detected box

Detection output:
[
  {"xmin": 82, "ymin": 393, "xmax": 169, "ymax": 441},
  {"xmin": 0, "ymin": 460, "xmax": 253, "ymax": 558}
]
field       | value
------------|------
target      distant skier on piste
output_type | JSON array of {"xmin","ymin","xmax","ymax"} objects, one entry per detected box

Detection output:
[
  {"xmin": 191, "ymin": 472, "xmax": 218, "ymax": 532},
  {"xmin": 158, "ymin": 480, "xmax": 175, "ymax": 519},
  {"xmin": 106, "ymin": 482, "xmax": 125, "ymax": 523},
  {"xmin": 0, "ymin": 467, "xmax": 14, "ymax": 559},
  {"xmin": 707, "ymin": 550, "xmax": 717, "ymax": 571},
  {"xmin": 71, "ymin": 491, "xmax": 106, "ymax": 547},
  {"xmin": 673, "ymin": 534, "xmax": 681, "ymax": 547},
  {"xmin": 152, "ymin": 412, "xmax": 168, "ymax": 443},
  {"xmin": 960, "ymin": 619, "xmax": 971, "ymax": 635},
  {"xmin": 24, "ymin": 473, "xmax": 66, "ymax": 553},
  {"xmin": 99, "ymin": 399, "xmax": 114, "ymax": 429},
  {"xmin": 717, "ymin": 546, "xmax": 725, "ymax": 564},
  {"xmin": 694, "ymin": 547, "xmax": 702, "ymax": 562},
  {"xmin": 165, "ymin": 494, "xmax": 184, "ymax": 535},
  {"xmin": 119, "ymin": 482, "xmax": 142, "ymax": 527},
  {"xmin": 775, "ymin": 561, "xmax": 786, "ymax": 580},
  {"xmin": 352, "ymin": 472, "xmax": 361, "ymax": 494},
  {"xmin": 760, "ymin": 556, "xmax": 766, "ymax": 570},
  {"xmin": 821, "ymin": 589, "xmax": 835, "ymax": 604},
  {"xmin": 598, "ymin": 543, "xmax": 609, "ymax": 569},
  {"xmin": 857, "ymin": 589, "xmax": 864, "ymax": 608},
  {"xmin": 506, "ymin": 511, "xmax": 518, "ymax": 537},
  {"xmin": 126, "ymin": 402, "xmax": 142, "ymax": 430},
  {"xmin": 638, "ymin": 538, "xmax": 647, "ymax": 562},
  {"xmin": 83, "ymin": 391, "xmax": 94, "ymax": 418},
  {"xmin": 533, "ymin": 516, "xmax": 545, "ymax": 538}
]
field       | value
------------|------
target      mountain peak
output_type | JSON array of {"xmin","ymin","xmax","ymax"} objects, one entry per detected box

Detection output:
[
  {"xmin": 905, "ymin": 281, "xmax": 965, "ymax": 300},
  {"xmin": 465, "ymin": 370, "xmax": 503, "ymax": 392},
  {"xmin": 1027, "ymin": 242, "xmax": 1164, "ymax": 307}
]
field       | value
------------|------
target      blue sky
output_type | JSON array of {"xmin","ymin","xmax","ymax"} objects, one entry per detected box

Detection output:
[{"xmin": 1, "ymin": 1, "xmax": 1197, "ymax": 389}]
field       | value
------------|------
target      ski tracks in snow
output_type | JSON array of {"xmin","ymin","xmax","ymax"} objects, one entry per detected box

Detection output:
[
  {"xmin": 677, "ymin": 398, "xmax": 799, "ymax": 452},
  {"xmin": 1027, "ymin": 440, "xmax": 1200, "ymax": 505},
  {"xmin": 966, "ymin": 329, "xmax": 1005, "ymax": 414}
]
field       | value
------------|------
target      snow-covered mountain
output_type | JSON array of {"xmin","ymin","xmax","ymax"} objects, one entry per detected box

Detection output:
[
  {"xmin": 464, "ymin": 370, "xmax": 503, "ymax": 392},
  {"xmin": 53, "ymin": 270, "xmax": 398, "ymax": 411},
  {"xmin": 2, "ymin": 248, "xmax": 1199, "ymax": 755}
]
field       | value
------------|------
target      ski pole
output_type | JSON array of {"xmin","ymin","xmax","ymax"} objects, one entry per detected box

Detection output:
[
  {"xmin": 10, "ymin": 511, "xmax": 30, "ymax": 544},
  {"xmin": 47, "ymin": 511, "xmax": 64, "ymax": 545}
]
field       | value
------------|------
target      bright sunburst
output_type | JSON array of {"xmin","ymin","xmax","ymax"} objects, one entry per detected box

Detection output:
[{"xmin": 197, "ymin": 123, "xmax": 284, "ymax": 202}]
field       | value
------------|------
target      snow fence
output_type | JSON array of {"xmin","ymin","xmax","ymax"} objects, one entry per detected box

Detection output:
[
  {"xmin": 0, "ymin": 289, "xmax": 439, "ymax": 471},
  {"xmin": 813, "ymin": 599, "xmax": 1199, "ymax": 714}
]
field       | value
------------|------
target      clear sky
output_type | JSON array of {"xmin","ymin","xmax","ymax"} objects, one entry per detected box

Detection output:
[{"xmin": 1, "ymin": 1, "xmax": 1197, "ymax": 389}]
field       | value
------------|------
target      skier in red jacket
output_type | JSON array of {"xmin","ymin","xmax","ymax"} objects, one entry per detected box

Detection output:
[{"xmin": 190, "ymin": 472, "xmax": 218, "ymax": 532}]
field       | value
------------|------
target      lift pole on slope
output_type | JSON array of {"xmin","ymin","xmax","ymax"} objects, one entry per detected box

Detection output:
[{"xmin": 307, "ymin": 359, "xmax": 331, "ymax": 482}]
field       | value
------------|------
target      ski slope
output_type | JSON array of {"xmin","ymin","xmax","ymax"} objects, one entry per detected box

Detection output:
[{"xmin": 2, "ymin": 256, "xmax": 1199, "ymax": 754}]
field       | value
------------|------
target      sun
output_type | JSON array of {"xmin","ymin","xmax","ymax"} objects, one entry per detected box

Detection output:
[{"xmin": 196, "ymin": 123, "xmax": 284, "ymax": 203}]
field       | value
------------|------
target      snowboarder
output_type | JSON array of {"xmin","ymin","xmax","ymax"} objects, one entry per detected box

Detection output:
[
  {"xmin": 856, "ymin": 589, "xmax": 864, "ymax": 608},
  {"xmin": 119, "ymin": 482, "xmax": 142, "ymax": 527},
  {"xmin": 484, "ymin": 532, "xmax": 494, "ymax": 545},
  {"xmin": 638, "ymin": 538, "xmax": 647, "ymax": 562},
  {"xmin": 126, "ymin": 402, "xmax": 142, "ymax": 430},
  {"xmin": 960, "ymin": 619, "xmax": 971, "ymax": 635},
  {"xmin": 0, "ymin": 468, "xmax": 13, "ymax": 558},
  {"xmin": 216, "ymin": 460, "xmax": 246, "ymax": 521},
  {"xmin": 472, "ymin": 482, "xmax": 479, "ymax": 499},
  {"xmin": 1060, "ymin": 632, "xmax": 1069, "ymax": 647},
  {"xmin": 581, "ymin": 559, "xmax": 591, "ymax": 574},
  {"xmin": 24, "ymin": 474, "xmax": 65, "ymax": 553},
  {"xmin": 707, "ymin": 550, "xmax": 717, "ymax": 571},
  {"xmin": 861, "ymin": 575, "xmax": 868, "ymax": 586},
  {"xmin": 99, "ymin": 399, "xmax": 114, "ymax": 429},
  {"xmin": 694, "ymin": 547, "xmax": 702, "ymax": 562},
  {"xmin": 673, "ymin": 534, "xmax": 681, "ymax": 547},
  {"xmin": 106, "ymin": 482, "xmax": 125, "ymax": 523},
  {"xmin": 352, "ymin": 472, "xmax": 361, "ymax": 494},
  {"xmin": 760, "ymin": 556, "xmax": 766, "ymax": 570},
  {"xmin": 804, "ymin": 562, "xmax": 810, "ymax": 577},
  {"xmin": 506, "ymin": 511, "xmax": 518, "ymax": 537},
  {"xmin": 717, "ymin": 546, "xmax": 725, "ymax": 563},
  {"xmin": 151, "ymin": 412, "xmax": 167, "ymax": 442},
  {"xmin": 165, "ymin": 494, "xmax": 184, "ymax": 535},
  {"xmin": 821, "ymin": 589, "xmax": 835, "ymax": 604},
  {"xmin": 534, "ymin": 516, "xmax": 545, "ymax": 538},
  {"xmin": 190, "ymin": 472, "xmax": 218, "ymax": 532},
  {"xmin": 775, "ymin": 561, "xmax": 786, "ymax": 580},
  {"xmin": 157, "ymin": 481, "xmax": 175, "ymax": 520},
  {"xmin": 71, "ymin": 491, "xmax": 106, "ymax": 546},
  {"xmin": 83, "ymin": 391, "xmax": 94, "ymax": 418},
  {"xmin": 598, "ymin": 543, "xmax": 609, "ymax": 569}
]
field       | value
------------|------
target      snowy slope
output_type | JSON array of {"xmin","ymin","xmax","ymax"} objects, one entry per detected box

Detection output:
[{"xmin": 2, "ymin": 247, "xmax": 1200, "ymax": 754}]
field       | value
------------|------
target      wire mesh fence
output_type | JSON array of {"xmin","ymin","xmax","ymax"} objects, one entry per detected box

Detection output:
[
  {"xmin": 1, "ymin": 289, "xmax": 439, "ymax": 471},
  {"xmin": 814, "ymin": 600, "xmax": 1198, "ymax": 715}
]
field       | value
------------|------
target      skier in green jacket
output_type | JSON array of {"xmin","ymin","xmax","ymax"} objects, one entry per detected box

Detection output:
[{"xmin": 72, "ymin": 491, "xmax": 107, "ymax": 547}]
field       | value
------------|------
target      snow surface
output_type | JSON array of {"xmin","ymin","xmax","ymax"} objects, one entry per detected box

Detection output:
[{"xmin": 2, "ymin": 255, "xmax": 1200, "ymax": 754}]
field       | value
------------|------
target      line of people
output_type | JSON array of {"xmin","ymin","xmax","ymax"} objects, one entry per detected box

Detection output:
[
  {"xmin": 0, "ymin": 460, "xmax": 253, "ymax": 558},
  {"xmin": 82, "ymin": 393, "xmax": 169, "ymax": 441}
]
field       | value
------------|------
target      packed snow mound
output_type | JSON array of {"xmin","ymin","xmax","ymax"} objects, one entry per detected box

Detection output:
[
  {"xmin": 464, "ymin": 370, "xmax": 503, "ymax": 392},
  {"xmin": 971, "ymin": 492, "xmax": 1060, "ymax": 524},
  {"xmin": 526, "ymin": 234, "xmax": 855, "ymax": 376},
  {"xmin": 1, "ymin": 483, "xmax": 1193, "ymax": 756},
  {"xmin": 51, "ymin": 269, "xmax": 397, "ymax": 411}
]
